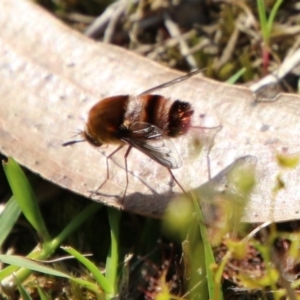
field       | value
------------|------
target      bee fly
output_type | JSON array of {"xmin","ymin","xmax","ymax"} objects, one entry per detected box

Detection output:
[{"xmin": 63, "ymin": 70, "xmax": 202, "ymax": 200}]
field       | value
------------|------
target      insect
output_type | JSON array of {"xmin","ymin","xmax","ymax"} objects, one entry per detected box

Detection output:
[{"xmin": 63, "ymin": 70, "xmax": 202, "ymax": 200}]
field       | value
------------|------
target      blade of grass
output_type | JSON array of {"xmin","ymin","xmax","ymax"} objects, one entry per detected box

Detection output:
[
  {"xmin": 3, "ymin": 158, "xmax": 50, "ymax": 242},
  {"xmin": 267, "ymin": 0, "xmax": 284, "ymax": 36},
  {"xmin": 37, "ymin": 287, "xmax": 51, "ymax": 300},
  {"xmin": 191, "ymin": 192, "xmax": 223, "ymax": 300},
  {"xmin": 62, "ymin": 246, "xmax": 112, "ymax": 294},
  {"xmin": 138, "ymin": 218, "xmax": 161, "ymax": 255},
  {"xmin": 226, "ymin": 67, "xmax": 246, "ymax": 84},
  {"xmin": 17, "ymin": 283, "xmax": 32, "ymax": 300},
  {"xmin": 106, "ymin": 207, "xmax": 121, "ymax": 297},
  {"xmin": 0, "ymin": 196, "xmax": 21, "ymax": 247},
  {"xmin": 257, "ymin": 0, "xmax": 283, "ymax": 45},
  {"xmin": 0, "ymin": 202, "xmax": 102, "ymax": 285},
  {"xmin": 50, "ymin": 202, "xmax": 103, "ymax": 249},
  {"xmin": 0, "ymin": 254, "xmax": 101, "ymax": 294},
  {"xmin": 257, "ymin": 0, "xmax": 268, "ymax": 43}
]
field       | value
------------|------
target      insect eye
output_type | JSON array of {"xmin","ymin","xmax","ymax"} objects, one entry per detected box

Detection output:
[{"xmin": 83, "ymin": 131, "xmax": 102, "ymax": 147}]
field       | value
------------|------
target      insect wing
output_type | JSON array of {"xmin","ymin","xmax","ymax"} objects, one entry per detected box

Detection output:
[
  {"xmin": 121, "ymin": 122, "xmax": 182, "ymax": 169},
  {"xmin": 128, "ymin": 122, "xmax": 162, "ymax": 139},
  {"xmin": 139, "ymin": 69, "xmax": 202, "ymax": 96}
]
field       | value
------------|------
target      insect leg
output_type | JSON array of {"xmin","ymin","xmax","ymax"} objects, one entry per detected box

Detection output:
[
  {"xmin": 191, "ymin": 124, "xmax": 222, "ymax": 180},
  {"xmin": 92, "ymin": 144, "xmax": 124, "ymax": 196},
  {"xmin": 167, "ymin": 169, "xmax": 187, "ymax": 195},
  {"xmin": 122, "ymin": 146, "xmax": 132, "ymax": 202}
]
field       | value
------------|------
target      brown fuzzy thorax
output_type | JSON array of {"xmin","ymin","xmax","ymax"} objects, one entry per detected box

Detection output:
[{"xmin": 85, "ymin": 95, "xmax": 129, "ymax": 146}]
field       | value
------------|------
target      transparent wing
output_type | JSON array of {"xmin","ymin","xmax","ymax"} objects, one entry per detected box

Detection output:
[
  {"xmin": 139, "ymin": 69, "xmax": 202, "ymax": 96},
  {"xmin": 121, "ymin": 122, "xmax": 182, "ymax": 169}
]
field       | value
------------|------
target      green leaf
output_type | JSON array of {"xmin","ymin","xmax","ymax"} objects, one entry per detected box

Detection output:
[
  {"xmin": 277, "ymin": 154, "xmax": 300, "ymax": 169},
  {"xmin": 3, "ymin": 158, "xmax": 50, "ymax": 242},
  {"xmin": 257, "ymin": 0, "xmax": 268, "ymax": 43},
  {"xmin": 0, "ymin": 202, "xmax": 102, "ymax": 286},
  {"xmin": 37, "ymin": 287, "xmax": 51, "ymax": 300},
  {"xmin": 0, "ymin": 197, "xmax": 21, "ymax": 247},
  {"xmin": 191, "ymin": 193, "xmax": 223, "ymax": 300},
  {"xmin": 106, "ymin": 208, "xmax": 121, "ymax": 296},
  {"xmin": 226, "ymin": 67, "xmax": 246, "ymax": 84},
  {"xmin": 62, "ymin": 246, "xmax": 112, "ymax": 294},
  {"xmin": 0, "ymin": 254, "xmax": 100, "ymax": 294},
  {"xmin": 267, "ymin": 0, "xmax": 284, "ymax": 36},
  {"xmin": 17, "ymin": 283, "xmax": 32, "ymax": 300},
  {"xmin": 257, "ymin": 0, "xmax": 283, "ymax": 45}
]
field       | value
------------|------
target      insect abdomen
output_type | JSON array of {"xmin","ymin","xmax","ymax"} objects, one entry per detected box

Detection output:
[
  {"xmin": 132, "ymin": 95, "xmax": 194, "ymax": 137},
  {"xmin": 167, "ymin": 100, "xmax": 194, "ymax": 137}
]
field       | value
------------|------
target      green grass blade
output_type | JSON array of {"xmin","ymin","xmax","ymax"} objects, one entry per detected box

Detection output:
[
  {"xmin": 0, "ymin": 196, "xmax": 21, "ymax": 247},
  {"xmin": 51, "ymin": 202, "xmax": 103, "ymax": 249},
  {"xmin": 226, "ymin": 67, "xmax": 246, "ymax": 84},
  {"xmin": 17, "ymin": 283, "xmax": 32, "ymax": 300},
  {"xmin": 3, "ymin": 158, "xmax": 50, "ymax": 242},
  {"xmin": 191, "ymin": 193, "xmax": 223, "ymax": 300},
  {"xmin": 106, "ymin": 208, "xmax": 121, "ymax": 296},
  {"xmin": 0, "ymin": 254, "xmax": 100, "ymax": 294},
  {"xmin": 267, "ymin": 0, "xmax": 283, "ymax": 36},
  {"xmin": 0, "ymin": 203, "xmax": 102, "ymax": 286},
  {"xmin": 0, "ymin": 265, "xmax": 19, "ymax": 280},
  {"xmin": 0, "ymin": 255, "xmax": 74, "ymax": 277},
  {"xmin": 37, "ymin": 287, "xmax": 51, "ymax": 300},
  {"xmin": 257, "ymin": 0, "xmax": 268, "ymax": 43},
  {"xmin": 62, "ymin": 246, "xmax": 112, "ymax": 294}
]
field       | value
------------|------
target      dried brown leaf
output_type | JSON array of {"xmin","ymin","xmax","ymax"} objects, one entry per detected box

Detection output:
[{"xmin": 1, "ymin": 0, "xmax": 300, "ymax": 223}]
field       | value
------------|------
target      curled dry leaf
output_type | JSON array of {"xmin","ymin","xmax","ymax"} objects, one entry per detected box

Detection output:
[{"xmin": 1, "ymin": 0, "xmax": 300, "ymax": 223}]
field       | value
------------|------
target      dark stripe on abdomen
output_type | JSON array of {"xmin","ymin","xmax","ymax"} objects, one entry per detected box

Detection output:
[{"xmin": 144, "ymin": 95, "xmax": 165, "ymax": 125}]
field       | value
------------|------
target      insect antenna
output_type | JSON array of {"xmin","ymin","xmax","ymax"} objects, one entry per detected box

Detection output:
[
  {"xmin": 62, "ymin": 131, "xmax": 85, "ymax": 146},
  {"xmin": 62, "ymin": 139, "xmax": 85, "ymax": 147}
]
